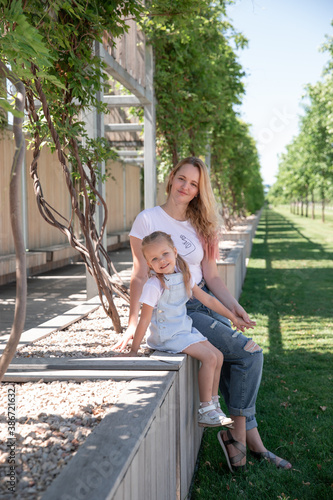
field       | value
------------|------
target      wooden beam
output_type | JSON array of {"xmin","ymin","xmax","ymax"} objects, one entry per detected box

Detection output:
[
  {"xmin": 104, "ymin": 95, "xmax": 143, "ymax": 107},
  {"xmin": 144, "ymin": 44, "xmax": 156, "ymax": 209},
  {"xmin": 117, "ymin": 150, "xmax": 143, "ymax": 156},
  {"xmin": 109, "ymin": 140, "xmax": 144, "ymax": 147},
  {"xmin": 121, "ymin": 158, "xmax": 144, "ymax": 164},
  {"xmin": 2, "ymin": 370, "xmax": 170, "ymax": 382},
  {"xmin": 102, "ymin": 47, "xmax": 153, "ymax": 105},
  {"xmin": 82, "ymin": 42, "xmax": 107, "ymax": 299},
  {"xmin": 7, "ymin": 356, "xmax": 182, "ymax": 372},
  {"xmin": 105, "ymin": 123, "xmax": 143, "ymax": 132}
]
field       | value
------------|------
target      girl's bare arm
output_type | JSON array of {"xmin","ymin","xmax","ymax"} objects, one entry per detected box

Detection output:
[
  {"xmin": 113, "ymin": 236, "xmax": 148, "ymax": 351},
  {"xmin": 192, "ymin": 285, "xmax": 252, "ymax": 331},
  {"xmin": 120, "ymin": 303, "xmax": 153, "ymax": 356}
]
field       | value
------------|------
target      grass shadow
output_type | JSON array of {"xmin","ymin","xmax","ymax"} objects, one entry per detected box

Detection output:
[
  {"xmin": 190, "ymin": 349, "xmax": 332, "ymax": 500},
  {"xmin": 191, "ymin": 207, "xmax": 333, "ymax": 499}
]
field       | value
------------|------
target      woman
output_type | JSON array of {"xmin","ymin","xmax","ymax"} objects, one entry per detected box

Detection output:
[{"xmin": 114, "ymin": 156, "xmax": 291, "ymax": 472}]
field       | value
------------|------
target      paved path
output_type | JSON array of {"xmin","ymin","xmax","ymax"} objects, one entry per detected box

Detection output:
[{"xmin": 0, "ymin": 246, "xmax": 133, "ymax": 337}]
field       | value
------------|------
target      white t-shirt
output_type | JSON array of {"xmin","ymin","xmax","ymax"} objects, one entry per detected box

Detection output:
[
  {"xmin": 129, "ymin": 206, "xmax": 204, "ymax": 284},
  {"xmin": 140, "ymin": 274, "xmax": 196, "ymax": 308}
]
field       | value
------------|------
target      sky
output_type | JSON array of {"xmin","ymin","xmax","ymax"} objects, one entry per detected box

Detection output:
[{"xmin": 226, "ymin": 0, "xmax": 333, "ymax": 186}]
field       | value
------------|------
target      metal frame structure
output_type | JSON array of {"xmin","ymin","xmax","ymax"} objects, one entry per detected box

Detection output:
[
  {"xmin": 102, "ymin": 41, "xmax": 156, "ymax": 209},
  {"xmin": 84, "ymin": 36, "xmax": 156, "ymax": 296}
]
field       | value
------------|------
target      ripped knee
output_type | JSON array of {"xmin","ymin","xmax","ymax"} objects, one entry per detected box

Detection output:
[{"xmin": 244, "ymin": 339, "xmax": 261, "ymax": 353}]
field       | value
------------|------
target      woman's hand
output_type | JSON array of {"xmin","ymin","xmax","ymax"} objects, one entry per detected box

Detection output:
[
  {"xmin": 202, "ymin": 258, "xmax": 256, "ymax": 328},
  {"xmin": 231, "ymin": 315, "xmax": 255, "ymax": 332},
  {"xmin": 232, "ymin": 303, "xmax": 256, "ymax": 329},
  {"xmin": 112, "ymin": 326, "xmax": 135, "ymax": 352}
]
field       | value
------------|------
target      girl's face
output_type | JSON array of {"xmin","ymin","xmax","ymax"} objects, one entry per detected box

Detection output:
[
  {"xmin": 144, "ymin": 239, "xmax": 177, "ymax": 275},
  {"xmin": 170, "ymin": 164, "xmax": 200, "ymax": 205}
]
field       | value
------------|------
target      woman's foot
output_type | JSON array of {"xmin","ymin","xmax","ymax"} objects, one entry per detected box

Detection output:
[
  {"xmin": 217, "ymin": 429, "xmax": 247, "ymax": 473},
  {"xmin": 246, "ymin": 427, "xmax": 292, "ymax": 470},
  {"xmin": 249, "ymin": 449, "xmax": 292, "ymax": 469}
]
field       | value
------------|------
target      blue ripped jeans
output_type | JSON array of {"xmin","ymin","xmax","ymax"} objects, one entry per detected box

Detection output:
[{"xmin": 187, "ymin": 286, "xmax": 263, "ymax": 431}]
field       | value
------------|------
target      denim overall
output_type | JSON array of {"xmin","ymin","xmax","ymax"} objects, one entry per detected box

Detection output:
[{"xmin": 146, "ymin": 273, "xmax": 206, "ymax": 353}]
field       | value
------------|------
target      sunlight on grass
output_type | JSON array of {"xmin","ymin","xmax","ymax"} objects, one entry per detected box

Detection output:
[
  {"xmin": 248, "ymin": 258, "xmax": 267, "ymax": 269},
  {"xmin": 191, "ymin": 206, "xmax": 332, "ymax": 500}
]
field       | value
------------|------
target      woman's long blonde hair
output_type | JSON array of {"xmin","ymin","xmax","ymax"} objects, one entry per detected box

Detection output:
[
  {"xmin": 142, "ymin": 231, "xmax": 192, "ymax": 297},
  {"xmin": 166, "ymin": 157, "xmax": 219, "ymax": 259}
]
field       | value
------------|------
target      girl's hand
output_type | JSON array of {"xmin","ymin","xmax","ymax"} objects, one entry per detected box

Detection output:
[
  {"xmin": 231, "ymin": 304, "xmax": 256, "ymax": 328},
  {"xmin": 112, "ymin": 326, "xmax": 135, "ymax": 352},
  {"xmin": 231, "ymin": 316, "xmax": 255, "ymax": 332},
  {"xmin": 117, "ymin": 350, "xmax": 138, "ymax": 357}
]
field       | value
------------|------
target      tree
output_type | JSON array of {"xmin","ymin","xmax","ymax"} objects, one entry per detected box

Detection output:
[
  {"xmin": 142, "ymin": 0, "xmax": 246, "ymax": 168},
  {"xmin": 142, "ymin": 1, "xmax": 263, "ymax": 225},
  {"xmin": 0, "ymin": 0, "xmax": 61, "ymax": 381},
  {"xmin": 0, "ymin": 0, "xmax": 142, "ymax": 381},
  {"xmin": 211, "ymin": 112, "xmax": 264, "ymax": 228},
  {"xmin": 0, "ymin": 67, "xmax": 26, "ymax": 382}
]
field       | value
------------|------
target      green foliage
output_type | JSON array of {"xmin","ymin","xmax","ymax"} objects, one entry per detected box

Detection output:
[
  {"xmin": 141, "ymin": 0, "xmax": 263, "ymax": 217},
  {"xmin": 211, "ymin": 113, "xmax": 264, "ymax": 218},
  {"xmin": 0, "ymin": 0, "xmax": 140, "ymax": 334},
  {"xmin": 141, "ymin": 0, "xmax": 246, "ymax": 167},
  {"xmin": 0, "ymin": 0, "xmax": 143, "ymax": 175},
  {"xmin": 1, "ymin": 0, "xmax": 264, "ymax": 219}
]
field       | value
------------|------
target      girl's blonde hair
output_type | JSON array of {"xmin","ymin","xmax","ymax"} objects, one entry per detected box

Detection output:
[
  {"xmin": 142, "ymin": 231, "xmax": 192, "ymax": 297},
  {"xmin": 166, "ymin": 157, "xmax": 219, "ymax": 259}
]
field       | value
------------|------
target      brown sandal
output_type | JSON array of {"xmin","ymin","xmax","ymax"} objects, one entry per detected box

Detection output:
[
  {"xmin": 217, "ymin": 429, "xmax": 247, "ymax": 473},
  {"xmin": 250, "ymin": 450, "xmax": 292, "ymax": 469}
]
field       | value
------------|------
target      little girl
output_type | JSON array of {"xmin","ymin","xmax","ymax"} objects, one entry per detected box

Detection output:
[{"xmin": 121, "ymin": 231, "xmax": 250, "ymax": 428}]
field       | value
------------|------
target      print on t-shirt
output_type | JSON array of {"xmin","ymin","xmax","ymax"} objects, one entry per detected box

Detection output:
[{"xmin": 179, "ymin": 234, "xmax": 196, "ymax": 256}]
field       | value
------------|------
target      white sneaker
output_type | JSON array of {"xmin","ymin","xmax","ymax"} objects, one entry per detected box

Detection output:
[
  {"xmin": 213, "ymin": 396, "xmax": 234, "ymax": 427},
  {"xmin": 198, "ymin": 403, "xmax": 224, "ymax": 427}
]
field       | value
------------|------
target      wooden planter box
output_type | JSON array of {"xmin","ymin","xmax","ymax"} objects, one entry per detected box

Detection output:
[
  {"xmin": 222, "ymin": 224, "xmax": 252, "ymax": 259},
  {"xmin": 5, "ymin": 353, "xmax": 203, "ymax": 500},
  {"xmin": 217, "ymin": 208, "xmax": 263, "ymax": 300},
  {"xmin": 217, "ymin": 240, "xmax": 246, "ymax": 300}
]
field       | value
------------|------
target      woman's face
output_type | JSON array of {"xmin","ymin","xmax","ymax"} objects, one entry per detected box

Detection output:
[{"xmin": 170, "ymin": 163, "xmax": 200, "ymax": 205}]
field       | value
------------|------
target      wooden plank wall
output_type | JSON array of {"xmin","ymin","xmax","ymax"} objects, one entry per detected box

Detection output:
[
  {"xmin": 25, "ymin": 143, "xmax": 70, "ymax": 250},
  {"xmin": 1, "ymin": 134, "xmax": 141, "ymax": 265},
  {"xmin": 157, "ymin": 178, "xmax": 168, "ymax": 206},
  {"xmin": 105, "ymin": 19, "xmax": 146, "ymax": 86},
  {"xmin": 105, "ymin": 160, "xmax": 141, "ymax": 234},
  {"xmin": 111, "ymin": 356, "xmax": 203, "ymax": 500},
  {"xmin": 105, "ymin": 161, "xmax": 124, "ymax": 233},
  {"xmin": 113, "ymin": 378, "xmax": 178, "ymax": 500},
  {"xmin": 178, "ymin": 350, "xmax": 203, "ymax": 498},
  {"xmin": 125, "ymin": 163, "xmax": 141, "ymax": 229}
]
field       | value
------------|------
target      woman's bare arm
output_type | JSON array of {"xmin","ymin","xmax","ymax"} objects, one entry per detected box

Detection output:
[{"xmin": 201, "ymin": 255, "xmax": 255, "ymax": 328}]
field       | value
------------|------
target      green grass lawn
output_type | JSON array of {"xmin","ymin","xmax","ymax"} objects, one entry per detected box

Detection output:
[{"xmin": 191, "ymin": 205, "xmax": 332, "ymax": 500}]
